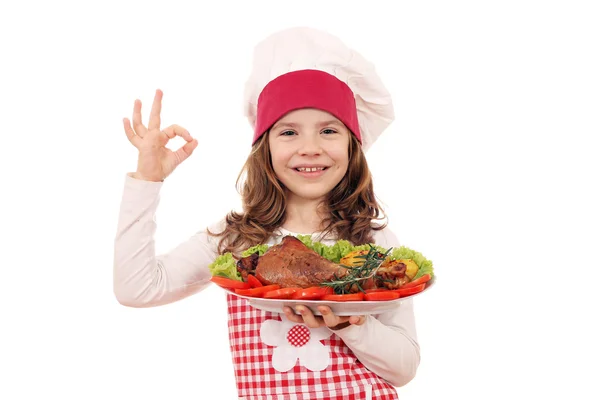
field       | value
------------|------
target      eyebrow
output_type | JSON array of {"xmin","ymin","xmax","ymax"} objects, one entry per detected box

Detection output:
[{"xmin": 271, "ymin": 119, "xmax": 344, "ymax": 131}]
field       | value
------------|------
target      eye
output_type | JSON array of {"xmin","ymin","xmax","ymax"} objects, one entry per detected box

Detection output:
[
  {"xmin": 321, "ymin": 128, "xmax": 338, "ymax": 135},
  {"xmin": 280, "ymin": 130, "xmax": 296, "ymax": 136}
]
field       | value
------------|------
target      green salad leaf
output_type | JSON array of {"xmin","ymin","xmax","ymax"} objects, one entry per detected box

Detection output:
[
  {"xmin": 241, "ymin": 244, "xmax": 269, "ymax": 257},
  {"xmin": 297, "ymin": 235, "xmax": 353, "ymax": 263},
  {"xmin": 350, "ymin": 243, "xmax": 389, "ymax": 255},
  {"xmin": 208, "ymin": 252, "xmax": 242, "ymax": 281},
  {"xmin": 390, "ymin": 246, "xmax": 434, "ymax": 279}
]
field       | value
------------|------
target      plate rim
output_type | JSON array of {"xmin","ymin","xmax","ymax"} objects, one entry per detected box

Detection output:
[{"xmin": 221, "ymin": 276, "xmax": 435, "ymax": 315}]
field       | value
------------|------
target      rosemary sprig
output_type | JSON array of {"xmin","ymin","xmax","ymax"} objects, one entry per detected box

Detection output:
[{"xmin": 320, "ymin": 245, "xmax": 393, "ymax": 294}]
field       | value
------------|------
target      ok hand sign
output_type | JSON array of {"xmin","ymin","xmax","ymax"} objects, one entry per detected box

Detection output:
[{"xmin": 123, "ymin": 89, "xmax": 198, "ymax": 182}]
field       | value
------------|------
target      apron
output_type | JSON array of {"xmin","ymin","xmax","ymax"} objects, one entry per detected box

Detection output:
[{"xmin": 226, "ymin": 293, "xmax": 399, "ymax": 400}]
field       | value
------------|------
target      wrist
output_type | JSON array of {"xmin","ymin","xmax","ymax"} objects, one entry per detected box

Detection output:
[{"xmin": 132, "ymin": 171, "xmax": 163, "ymax": 182}]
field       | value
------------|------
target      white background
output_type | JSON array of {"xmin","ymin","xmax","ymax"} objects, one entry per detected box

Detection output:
[{"xmin": 1, "ymin": 0, "xmax": 599, "ymax": 399}]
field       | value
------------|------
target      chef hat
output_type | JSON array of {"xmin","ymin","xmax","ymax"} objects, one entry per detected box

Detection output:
[{"xmin": 243, "ymin": 26, "xmax": 395, "ymax": 152}]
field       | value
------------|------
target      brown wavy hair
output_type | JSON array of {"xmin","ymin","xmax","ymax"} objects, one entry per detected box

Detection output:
[{"xmin": 207, "ymin": 131, "xmax": 388, "ymax": 256}]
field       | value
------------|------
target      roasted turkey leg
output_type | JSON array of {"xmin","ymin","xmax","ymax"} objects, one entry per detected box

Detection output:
[{"xmin": 255, "ymin": 236, "xmax": 347, "ymax": 288}]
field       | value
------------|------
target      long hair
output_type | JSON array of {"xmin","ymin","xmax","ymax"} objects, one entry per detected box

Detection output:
[{"xmin": 207, "ymin": 131, "xmax": 388, "ymax": 256}]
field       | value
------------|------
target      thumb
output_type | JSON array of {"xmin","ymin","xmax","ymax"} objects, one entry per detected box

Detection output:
[
  {"xmin": 185, "ymin": 138, "xmax": 199, "ymax": 153},
  {"xmin": 174, "ymin": 139, "xmax": 198, "ymax": 163}
]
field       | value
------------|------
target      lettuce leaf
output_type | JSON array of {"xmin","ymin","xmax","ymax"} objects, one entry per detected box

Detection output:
[
  {"xmin": 297, "ymin": 235, "xmax": 355, "ymax": 263},
  {"xmin": 390, "ymin": 246, "xmax": 434, "ymax": 279},
  {"xmin": 241, "ymin": 244, "xmax": 269, "ymax": 257},
  {"xmin": 349, "ymin": 243, "xmax": 389, "ymax": 255},
  {"xmin": 324, "ymin": 239, "xmax": 354, "ymax": 263},
  {"xmin": 296, "ymin": 235, "xmax": 325, "ymax": 256},
  {"xmin": 207, "ymin": 252, "xmax": 242, "ymax": 281}
]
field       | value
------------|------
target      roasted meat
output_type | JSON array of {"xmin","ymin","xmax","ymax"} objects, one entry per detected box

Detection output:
[
  {"xmin": 235, "ymin": 235, "xmax": 409, "ymax": 291},
  {"xmin": 377, "ymin": 259, "xmax": 411, "ymax": 289},
  {"xmin": 236, "ymin": 252, "xmax": 259, "ymax": 281},
  {"xmin": 254, "ymin": 236, "xmax": 345, "ymax": 288}
]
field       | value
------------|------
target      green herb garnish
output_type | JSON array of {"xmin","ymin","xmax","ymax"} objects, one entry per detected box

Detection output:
[{"xmin": 320, "ymin": 244, "xmax": 392, "ymax": 294}]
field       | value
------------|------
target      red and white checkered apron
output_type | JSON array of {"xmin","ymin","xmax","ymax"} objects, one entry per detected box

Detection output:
[{"xmin": 226, "ymin": 293, "xmax": 399, "ymax": 400}]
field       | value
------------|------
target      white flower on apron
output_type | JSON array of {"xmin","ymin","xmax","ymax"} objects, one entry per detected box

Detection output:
[{"xmin": 260, "ymin": 317, "xmax": 333, "ymax": 372}]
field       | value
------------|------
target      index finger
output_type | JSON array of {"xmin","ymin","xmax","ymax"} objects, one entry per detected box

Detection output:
[
  {"xmin": 317, "ymin": 306, "xmax": 344, "ymax": 328},
  {"xmin": 162, "ymin": 124, "xmax": 193, "ymax": 141},
  {"xmin": 295, "ymin": 305, "xmax": 321, "ymax": 328},
  {"xmin": 283, "ymin": 307, "xmax": 304, "ymax": 323},
  {"xmin": 148, "ymin": 89, "xmax": 163, "ymax": 131}
]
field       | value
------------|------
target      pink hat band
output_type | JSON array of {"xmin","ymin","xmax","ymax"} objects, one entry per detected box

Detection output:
[{"xmin": 252, "ymin": 69, "xmax": 361, "ymax": 145}]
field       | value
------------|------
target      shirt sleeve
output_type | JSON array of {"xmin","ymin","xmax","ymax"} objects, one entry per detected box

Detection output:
[
  {"xmin": 328, "ymin": 226, "xmax": 421, "ymax": 387},
  {"xmin": 113, "ymin": 173, "xmax": 222, "ymax": 307}
]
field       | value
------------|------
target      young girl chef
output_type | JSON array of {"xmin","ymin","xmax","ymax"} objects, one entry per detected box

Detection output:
[{"xmin": 114, "ymin": 27, "xmax": 420, "ymax": 399}]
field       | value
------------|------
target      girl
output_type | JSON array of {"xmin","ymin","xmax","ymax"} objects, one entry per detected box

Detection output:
[{"xmin": 114, "ymin": 27, "xmax": 420, "ymax": 399}]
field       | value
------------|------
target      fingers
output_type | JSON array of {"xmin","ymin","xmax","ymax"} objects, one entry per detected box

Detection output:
[
  {"xmin": 349, "ymin": 315, "xmax": 366, "ymax": 326},
  {"xmin": 318, "ymin": 306, "xmax": 345, "ymax": 328},
  {"xmin": 283, "ymin": 307, "xmax": 304, "ymax": 324},
  {"xmin": 162, "ymin": 125, "xmax": 196, "ymax": 165},
  {"xmin": 123, "ymin": 118, "xmax": 140, "ymax": 147},
  {"xmin": 173, "ymin": 138, "xmax": 198, "ymax": 165},
  {"xmin": 162, "ymin": 124, "xmax": 193, "ymax": 142},
  {"xmin": 148, "ymin": 89, "xmax": 163, "ymax": 131},
  {"xmin": 283, "ymin": 306, "xmax": 321, "ymax": 328},
  {"xmin": 132, "ymin": 99, "xmax": 147, "ymax": 137},
  {"xmin": 295, "ymin": 306, "xmax": 324, "ymax": 328},
  {"xmin": 283, "ymin": 306, "xmax": 362, "ymax": 330}
]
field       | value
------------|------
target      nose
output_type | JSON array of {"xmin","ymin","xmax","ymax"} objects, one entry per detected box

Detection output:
[{"xmin": 297, "ymin": 134, "xmax": 322, "ymax": 156}]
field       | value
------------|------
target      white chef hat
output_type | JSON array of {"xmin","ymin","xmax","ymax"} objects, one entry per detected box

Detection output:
[{"xmin": 243, "ymin": 26, "xmax": 395, "ymax": 153}]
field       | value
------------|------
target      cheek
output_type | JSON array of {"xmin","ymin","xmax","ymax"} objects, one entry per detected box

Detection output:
[
  {"xmin": 329, "ymin": 148, "xmax": 349, "ymax": 167},
  {"xmin": 272, "ymin": 157, "xmax": 286, "ymax": 173},
  {"xmin": 270, "ymin": 149, "xmax": 291, "ymax": 173}
]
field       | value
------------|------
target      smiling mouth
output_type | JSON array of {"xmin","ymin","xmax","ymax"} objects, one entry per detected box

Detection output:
[{"xmin": 294, "ymin": 167, "xmax": 328, "ymax": 172}]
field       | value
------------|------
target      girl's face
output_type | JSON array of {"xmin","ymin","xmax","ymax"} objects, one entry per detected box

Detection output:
[{"xmin": 268, "ymin": 108, "xmax": 350, "ymax": 202}]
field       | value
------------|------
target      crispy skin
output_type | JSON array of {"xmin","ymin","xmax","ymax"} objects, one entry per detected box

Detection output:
[
  {"xmin": 377, "ymin": 259, "xmax": 411, "ymax": 289},
  {"xmin": 255, "ymin": 236, "xmax": 348, "ymax": 288},
  {"xmin": 347, "ymin": 265, "xmax": 406, "ymax": 291},
  {"xmin": 236, "ymin": 252, "xmax": 259, "ymax": 281}
]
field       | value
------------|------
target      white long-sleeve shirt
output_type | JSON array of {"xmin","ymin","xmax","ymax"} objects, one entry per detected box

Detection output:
[{"xmin": 113, "ymin": 173, "xmax": 421, "ymax": 387}]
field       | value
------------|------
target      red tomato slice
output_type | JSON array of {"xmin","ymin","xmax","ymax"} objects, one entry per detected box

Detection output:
[
  {"xmin": 211, "ymin": 276, "xmax": 251, "ymax": 290},
  {"xmin": 246, "ymin": 274, "xmax": 263, "ymax": 288},
  {"xmin": 291, "ymin": 286, "xmax": 334, "ymax": 300},
  {"xmin": 393, "ymin": 283, "xmax": 426, "ymax": 297},
  {"xmin": 364, "ymin": 291, "xmax": 401, "ymax": 301},
  {"xmin": 322, "ymin": 293, "xmax": 365, "ymax": 302},
  {"xmin": 235, "ymin": 284, "xmax": 280, "ymax": 298},
  {"xmin": 402, "ymin": 274, "xmax": 431, "ymax": 289},
  {"xmin": 364, "ymin": 288, "xmax": 389, "ymax": 293},
  {"xmin": 263, "ymin": 288, "xmax": 300, "ymax": 299}
]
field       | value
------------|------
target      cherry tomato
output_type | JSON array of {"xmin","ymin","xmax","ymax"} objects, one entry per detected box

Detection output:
[
  {"xmin": 211, "ymin": 276, "xmax": 251, "ymax": 290},
  {"xmin": 364, "ymin": 291, "xmax": 401, "ymax": 301},
  {"xmin": 402, "ymin": 274, "xmax": 431, "ymax": 289},
  {"xmin": 291, "ymin": 286, "xmax": 334, "ymax": 300},
  {"xmin": 246, "ymin": 274, "xmax": 263, "ymax": 288},
  {"xmin": 263, "ymin": 288, "xmax": 300, "ymax": 299},
  {"xmin": 235, "ymin": 284, "xmax": 280, "ymax": 297},
  {"xmin": 322, "ymin": 293, "xmax": 365, "ymax": 302},
  {"xmin": 393, "ymin": 283, "xmax": 426, "ymax": 297}
]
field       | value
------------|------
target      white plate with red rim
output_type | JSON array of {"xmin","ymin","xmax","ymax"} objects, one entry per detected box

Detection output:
[{"xmin": 224, "ymin": 277, "xmax": 435, "ymax": 316}]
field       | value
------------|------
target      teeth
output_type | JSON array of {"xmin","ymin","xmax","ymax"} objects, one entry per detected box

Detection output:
[{"xmin": 297, "ymin": 167, "xmax": 325, "ymax": 172}]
